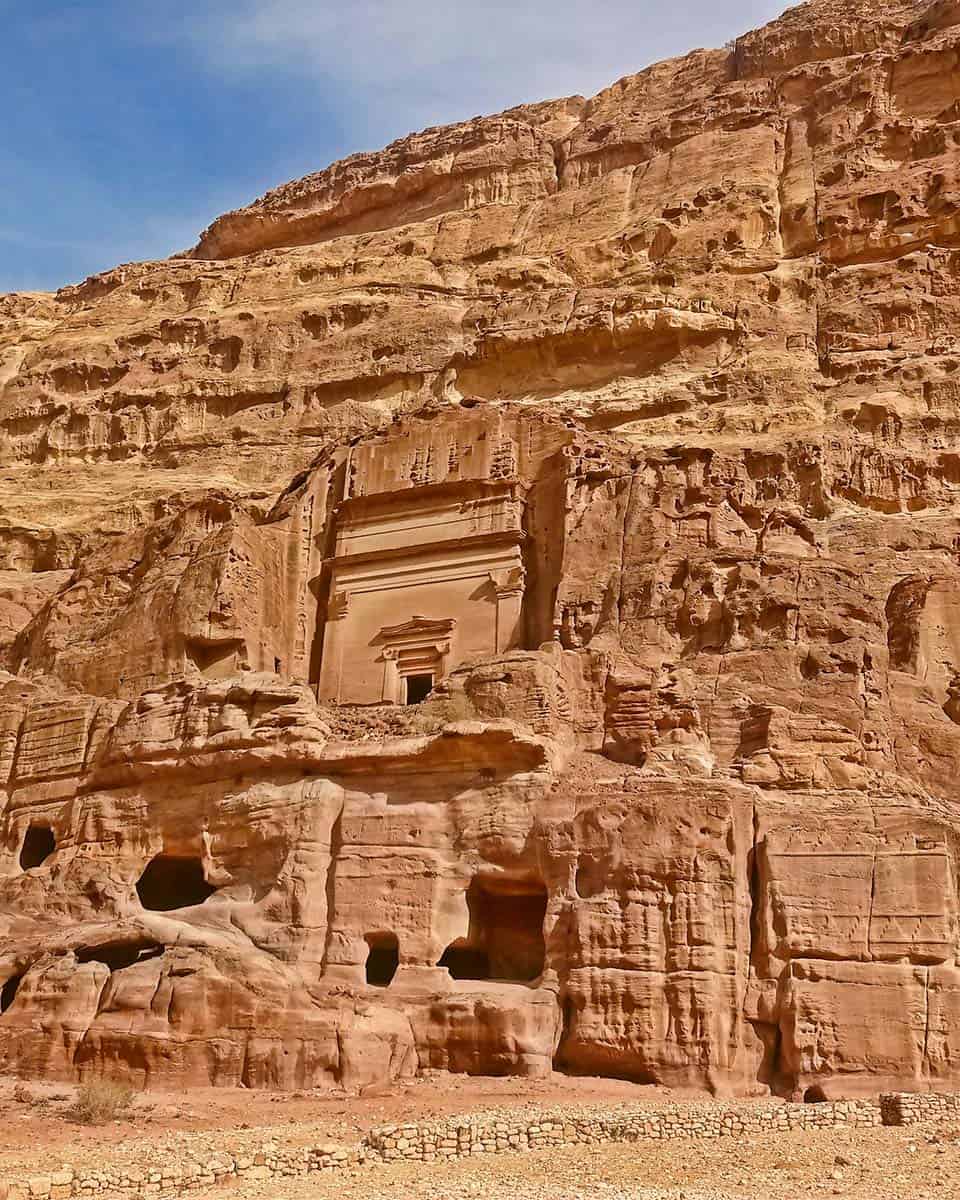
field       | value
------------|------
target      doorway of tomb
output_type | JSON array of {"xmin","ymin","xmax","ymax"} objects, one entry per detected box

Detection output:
[
  {"xmin": 403, "ymin": 672, "xmax": 434, "ymax": 704},
  {"xmin": 438, "ymin": 875, "xmax": 547, "ymax": 983}
]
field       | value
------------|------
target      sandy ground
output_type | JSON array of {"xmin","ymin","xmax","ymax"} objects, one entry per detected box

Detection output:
[
  {"xmin": 4, "ymin": 1073, "xmax": 958, "ymax": 1198},
  {"xmin": 0, "ymin": 1072, "xmax": 698, "ymax": 1174},
  {"xmin": 204, "ymin": 1122, "xmax": 960, "ymax": 1200}
]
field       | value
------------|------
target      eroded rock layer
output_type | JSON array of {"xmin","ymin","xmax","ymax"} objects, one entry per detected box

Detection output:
[{"xmin": 1, "ymin": 0, "xmax": 960, "ymax": 1098}]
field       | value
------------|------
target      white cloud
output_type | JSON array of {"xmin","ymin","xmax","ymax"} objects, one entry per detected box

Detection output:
[
  {"xmin": 178, "ymin": 0, "xmax": 788, "ymax": 139},
  {"xmin": 1, "ymin": 0, "xmax": 793, "ymax": 292}
]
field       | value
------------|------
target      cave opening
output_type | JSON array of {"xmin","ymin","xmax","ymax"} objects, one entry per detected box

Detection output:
[
  {"xmin": 0, "ymin": 974, "xmax": 22, "ymax": 1014},
  {"xmin": 365, "ymin": 932, "xmax": 400, "ymax": 987},
  {"xmin": 404, "ymin": 673, "xmax": 434, "ymax": 705},
  {"xmin": 185, "ymin": 637, "xmax": 242, "ymax": 678},
  {"xmin": 19, "ymin": 825, "xmax": 55, "ymax": 871},
  {"xmin": 136, "ymin": 855, "xmax": 217, "ymax": 912},
  {"xmin": 437, "ymin": 942, "xmax": 491, "ymax": 980},
  {"xmin": 76, "ymin": 942, "xmax": 165, "ymax": 972},
  {"xmin": 575, "ymin": 860, "xmax": 604, "ymax": 899},
  {"xmin": 438, "ymin": 876, "xmax": 547, "ymax": 983},
  {"xmin": 804, "ymin": 1084, "xmax": 829, "ymax": 1104}
]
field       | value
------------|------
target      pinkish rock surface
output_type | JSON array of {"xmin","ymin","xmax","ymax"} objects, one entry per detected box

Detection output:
[{"xmin": 1, "ymin": 0, "xmax": 960, "ymax": 1100}]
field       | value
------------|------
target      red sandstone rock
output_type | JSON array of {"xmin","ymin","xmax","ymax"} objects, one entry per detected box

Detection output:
[{"xmin": 0, "ymin": 0, "xmax": 960, "ymax": 1099}]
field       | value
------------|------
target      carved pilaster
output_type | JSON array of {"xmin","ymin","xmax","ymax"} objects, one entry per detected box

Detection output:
[
  {"xmin": 328, "ymin": 590, "xmax": 350, "ymax": 620},
  {"xmin": 381, "ymin": 646, "xmax": 401, "ymax": 703},
  {"xmin": 489, "ymin": 567, "xmax": 525, "ymax": 653},
  {"xmin": 317, "ymin": 590, "xmax": 352, "ymax": 702}
]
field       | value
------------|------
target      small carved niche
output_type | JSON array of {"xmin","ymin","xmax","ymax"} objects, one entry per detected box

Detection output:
[
  {"xmin": 365, "ymin": 932, "xmax": 399, "ymax": 986},
  {"xmin": 20, "ymin": 825, "xmax": 55, "ymax": 871}
]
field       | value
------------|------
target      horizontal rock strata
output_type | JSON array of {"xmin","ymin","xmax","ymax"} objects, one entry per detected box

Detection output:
[{"xmin": 1, "ymin": 0, "xmax": 960, "ymax": 1099}]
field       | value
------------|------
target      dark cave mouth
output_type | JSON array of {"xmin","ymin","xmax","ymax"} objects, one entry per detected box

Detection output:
[
  {"xmin": 0, "ymin": 973, "xmax": 23, "ymax": 1014},
  {"xmin": 136, "ymin": 855, "xmax": 217, "ymax": 912},
  {"xmin": 20, "ymin": 825, "xmax": 55, "ymax": 871},
  {"xmin": 365, "ymin": 932, "xmax": 400, "ymax": 986},
  {"xmin": 438, "ymin": 876, "xmax": 547, "ymax": 983},
  {"xmin": 75, "ymin": 941, "xmax": 165, "ymax": 972}
]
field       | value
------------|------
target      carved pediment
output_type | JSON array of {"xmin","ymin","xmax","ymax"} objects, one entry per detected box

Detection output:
[{"xmin": 377, "ymin": 616, "xmax": 456, "ymax": 645}]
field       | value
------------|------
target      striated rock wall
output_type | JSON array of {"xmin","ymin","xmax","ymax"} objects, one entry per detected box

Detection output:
[{"xmin": 1, "ymin": 0, "xmax": 960, "ymax": 1098}]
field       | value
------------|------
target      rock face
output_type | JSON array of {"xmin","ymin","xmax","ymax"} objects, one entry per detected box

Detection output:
[{"xmin": 1, "ymin": 0, "xmax": 960, "ymax": 1099}]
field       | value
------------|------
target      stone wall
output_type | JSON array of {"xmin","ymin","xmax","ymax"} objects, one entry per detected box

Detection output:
[
  {"xmin": 363, "ymin": 1098, "xmax": 883, "ymax": 1162},
  {"xmin": 0, "ymin": 1142, "xmax": 359, "ymax": 1200},
  {"xmin": 0, "ymin": 1095, "xmax": 913, "ymax": 1200},
  {"xmin": 881, "ymin": 1091, "xmax": 960, "ymax": 1126}
]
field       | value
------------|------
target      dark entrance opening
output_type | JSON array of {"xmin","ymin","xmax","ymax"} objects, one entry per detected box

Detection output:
[
  {"xmin": 575, "ymin": 861, "xmax": 604, "ymax": 899},
  {"xmin": 19, "ymin": 825, "xmax": 55, "ymax": 871},
  {"xmin": 185, "ymin": 637, "xmax": 241, "ymax": 677},
  {"xmin": 365, "ymin": 932, "xmax": 399, "ymax": 986},
  {"xmin": 404, "ymin": 674, "xmax": 434, "ymax": 705},
  {"xmin": 438, "ymin": 876, "xmax": 547, "ymax": 983},
  {"xmin": 76, "ymin": 942, "xmax": 165, "ymax": 972},
  {"xmin": 804, "ymin": 1084, "xmax": 829, "ymax": 1103},
  {"xmin": 136, "ymin": 855, "xmax": 217, "ymax": 912},
  {"xmin": 0, "ymin": 974, "xmax": 23, "ymax": 1013},
  {"xmin": 437, "ymin": 942, "xmax": 491, "ymax": 980}
]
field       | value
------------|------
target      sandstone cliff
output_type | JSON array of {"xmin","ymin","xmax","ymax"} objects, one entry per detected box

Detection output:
[{"xmin": 1, "ymin": 0, "xmax": 960, "ymax": 1099}]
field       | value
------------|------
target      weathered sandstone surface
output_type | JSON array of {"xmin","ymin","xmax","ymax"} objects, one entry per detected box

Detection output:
[{"xmin": 1, "ymin": 0, "xmax": 960, "ymax": 1099}]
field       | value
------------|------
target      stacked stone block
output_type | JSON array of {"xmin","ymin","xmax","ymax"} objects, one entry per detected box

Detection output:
[
  {"xmin": 9, "ymin": 1093, "xmax": 960, "ymax": 1200},
  {"xmin": 880, "ymin": 1092, "xmax": 960, "ymax": 1126}
]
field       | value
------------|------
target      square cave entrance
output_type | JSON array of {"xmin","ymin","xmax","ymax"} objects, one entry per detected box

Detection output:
[
  {"xmin": 365, "ymin": 932, "xmax": 400, "ymax": 986},
  {"xmin": 404, "ymin": 673, "xmax": 434, "ymax": 705},
  {"xmin": 438, "ymin": 876, "xmax": 547, "ymax": 983}
]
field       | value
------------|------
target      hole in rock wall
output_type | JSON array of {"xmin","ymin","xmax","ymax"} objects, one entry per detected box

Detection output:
[
  {"xmin": 575, "ymin": 861, "xmax": 604, "ymax": 899},
  {"xmin": 75, "ymin": 942, "xmax": 165, "ymax": 972},
  {"xmin": 404, "ymin": 673, "xmax": 434, "ymax": 705},
  {"xmin": 19, "ymin": 825, "xmax": 55, "ymax": 871},
  {"xmin": 437, "ymin": 942, "xmax": 491, "ymax": 980},
  {"xmin": 0, "ymin": 974, "xmax": 23, "ymax": 1013},
  {"xmin": 136, "ymin": 856, "xmax": 217, "ymax": 912},
  {"xmin": 365, "ymin": 933, "xmax": 400, "ymax": 986},
  {"xmin": 185, "ymin": 637, "xmax": 243, "ymax": 679},
  {"xmin": 440, "ymin": 877, "xmax": 547, "ymax": 983},
  {"xmin": 804, "ymin": 1084, "xmax": 829, "ymax": 1104}
]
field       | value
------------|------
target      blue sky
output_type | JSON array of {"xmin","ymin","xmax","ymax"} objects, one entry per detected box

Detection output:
[{"xmin": 0, "ymin": 0, "xmax": 787, "ymax": 293}]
